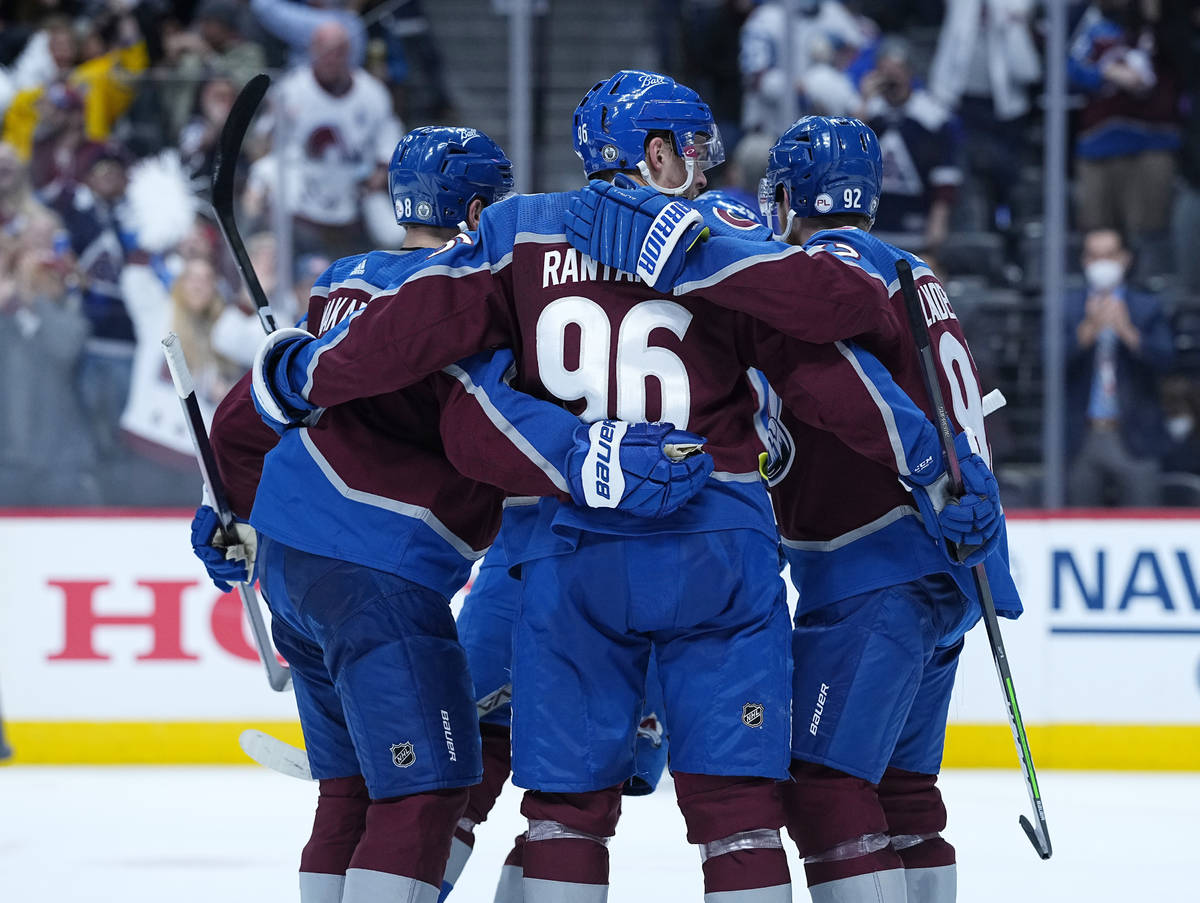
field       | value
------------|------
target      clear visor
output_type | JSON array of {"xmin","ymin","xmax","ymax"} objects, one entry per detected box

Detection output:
[
  {"xmin": 678, "ymin": 125, "xmax": 725, "ymax": 172},
  {"xmin": 758, "ymin": 177, "xmax": 789, "ymax": 238}
]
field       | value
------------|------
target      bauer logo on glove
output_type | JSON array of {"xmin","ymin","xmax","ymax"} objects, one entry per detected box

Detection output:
[{"xmin": 567, "ymin": 420, "xmax": 714, "ymax": 518}]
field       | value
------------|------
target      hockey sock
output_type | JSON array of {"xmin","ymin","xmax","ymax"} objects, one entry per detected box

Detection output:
[
  {"xmin": 782, "ymin": 760, "xmax": 906, "ymax": 902},
  {"xmin": 440, "ymin": 724, "xmax": 513, "ymax": 901},
  {"xmin": 493, "ymin": 833, "xmax": 527, "ymax": 903},
  {"xmin": 879, "ymin": 767, "xmax": 957, "ymax": 902},
  {"xmin": 519, "ymin": 785, "xmax": 622, "ymax": 902},
  {"xmin": 342, "ymin": 787, "xmax": 469, "ymax": 903},
  {"xmin": 300, "ymin": 775, "xmax": 370, "ymax": 903},
  {"xmin": 672, "ymin": 771, "xmax": 792, "ymax": 900}
]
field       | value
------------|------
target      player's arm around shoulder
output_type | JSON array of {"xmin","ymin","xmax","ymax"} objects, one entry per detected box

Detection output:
[
  {"xmin": 250, "ymin": 210, "xmax": 520, "ymax": 428},
  {"xmin": 440, "ymin": 348, "xmax": 714, "ymax": 518}
]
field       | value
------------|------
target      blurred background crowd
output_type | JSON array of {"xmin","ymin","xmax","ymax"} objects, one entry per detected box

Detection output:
[{"xmin": 0, "ymin": 0, "xmax": 1197, "ymax": 509}]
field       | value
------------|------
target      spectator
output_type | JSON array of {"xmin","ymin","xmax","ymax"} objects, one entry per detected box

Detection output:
[
  {"xmin": 1160, "ymin": 0, "xmax": 1200, "ymax": 297},
  {"xmin": 160, "ymin": 0, "xmax": 267, "ymax": 140},
  {"xmin": 0, "ymin": 139, "xmax": 43, "ymax": 234},
  {"xmin": 250, "ymin": 0, "xmax": 367, "ymax": 69},
  {"xmin": 1065, "ymin": 228, "xmax": 1175, "ymax": 506},
  {"xmin": 114, "ymin": 255, "xmax": 239, "ymax": 505},
  {"xmin": 1068, "ymin": 0, "xmax": 1180, "ymax": 269},
  {"xmin": 1160, "ymin": 375, "xmax": 1200, "ymax": 477},
  {"xmin": 361, "ymin": 0, "xmax": 456, "ymax": 122},
  {"xmin": 178, "ymin": 73, "xmax": 237, "ymax": 192},
  {"xmin": 862, "ymin": 37, "xmax": 963, "ymax": 260},
  {"xmin": 0, "ymin": 204, "xmax": 100, "ymax": 506},
  {"xmin": 2, "ymin": 11, "xmax": 149, "ymax": 160},
  {"xmin": 45, "ymin": 140, "xmax": 135, "ymax": 464},
  {"xmin": 28, "ymin": 81, "xmax": 86, "ymax": 192},
  {"xmin": 739, "ymin": 0, "xmax": 874, "ymax": 135},
  {"xmin": 270, "ymin": 21, "xmax": 402, "ymax": 259},
  {"xmin": 928, "ymin": 0, "xmax": 1041, "ymax": 231}
]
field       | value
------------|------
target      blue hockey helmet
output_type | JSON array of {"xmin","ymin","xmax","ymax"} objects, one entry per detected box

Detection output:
[
  {"xmin": 693, "ymin": 190, "xmax": 774, "ymax": 242},
  {"xmin": 758, "ymin": 116, "xmax": 882, "ymax": 239},
  {"xmin": 388, "ymin": 126, "xmax": 514, "ymax": 229},
  {"xmin": 572, "ymin": 69, "xmax": 725, "ymax": 195}
]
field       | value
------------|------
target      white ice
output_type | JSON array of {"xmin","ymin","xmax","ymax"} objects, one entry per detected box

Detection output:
[{"xmin": 1, "ymin": 766, "xmax": 1194, "ymax": 901}]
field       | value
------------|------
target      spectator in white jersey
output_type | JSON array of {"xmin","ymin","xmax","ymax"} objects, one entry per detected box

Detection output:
[{"xmin": 270, "ymin": 20, "xmax": 402, "ymax": 259}]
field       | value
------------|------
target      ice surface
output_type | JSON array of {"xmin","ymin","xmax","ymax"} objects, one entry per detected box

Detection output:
[{"xmin": 1, "ymin": 766, "xmax": 1195, "ymax": 901}]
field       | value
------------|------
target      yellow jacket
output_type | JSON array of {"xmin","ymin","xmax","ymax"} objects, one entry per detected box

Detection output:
[{"xmin": 2, "ymin": 41, "xmax": 150, "ymax": 160}]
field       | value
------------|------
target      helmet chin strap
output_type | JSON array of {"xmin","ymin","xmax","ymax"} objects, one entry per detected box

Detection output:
[
  {"xmin": 774, "ymin": 208, "xmax": 797, "ymax": 241},
  {"xmin": 636, "ymin": 156, "xmax": 696, "ymax": 197}
]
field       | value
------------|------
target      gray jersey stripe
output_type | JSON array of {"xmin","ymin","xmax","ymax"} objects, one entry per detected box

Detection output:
[
  {"xmin": 780, "ymin": 504, "xmax": 919, "ymax": 552},
  {"xmin": 299, "ymin": 430, "xmax": 486, "ymax": 560},
  {"xmin": 834, "ymin": 339, "xmax": 911, "ymax": 475}
]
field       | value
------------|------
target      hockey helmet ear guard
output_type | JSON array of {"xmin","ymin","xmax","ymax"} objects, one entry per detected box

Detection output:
[
  {"xmin": 760, "ymin": 116, "xmax": 882, "ymax": 235},
  {"xmin": 572, "ymin": 69, "xmax": 724, "ymax": 196},
  {"xmin": 388, "ymin": 126, "xmax": 515, "ymax": 230}
]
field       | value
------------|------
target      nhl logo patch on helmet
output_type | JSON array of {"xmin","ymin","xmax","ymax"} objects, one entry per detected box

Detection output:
[
  {"xmin": 814, "ymin": 193, "xmax": 834, "ymax": 214},
  {"xmin": 390, "ymin": 741, "xmax": 416, "ymax": 768},
  {"xmin": 742, "ymin": 702, "xmax": 764, "ymax": 728},
  {"xmin": 416, "ymin": 201, "xmax": 433, "ymax": 220},
  {"xmin": 601, "ymin": 144, "xmax": 620, "ymax": 163}
]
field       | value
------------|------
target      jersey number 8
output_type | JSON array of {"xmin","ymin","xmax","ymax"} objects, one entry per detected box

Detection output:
[
  {"xmin": 537, "ymin": 296, "xmax": 693, "ymax": 428},
  {"xmin": 938, "ymin": 331, "xmax": 991, "ymax": 468}
]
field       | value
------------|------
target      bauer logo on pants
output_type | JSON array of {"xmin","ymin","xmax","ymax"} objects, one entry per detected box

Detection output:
[
  {"xmin": 742, "ymin": 703, "xmax": 764, "ymax": 728},
  {"xmin": 390, "ymin": 742, "xmax": 416, "ymax": 768}
]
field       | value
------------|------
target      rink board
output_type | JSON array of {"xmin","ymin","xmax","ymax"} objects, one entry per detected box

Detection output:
[{"xmin": 1, "ymin": 510, "xmax": 1198, "ymax": 768}]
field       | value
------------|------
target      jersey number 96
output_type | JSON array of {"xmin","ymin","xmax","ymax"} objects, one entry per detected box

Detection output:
[{"xmin": 536, "ymin": 296, "xmax": 693, "ymax": 428}]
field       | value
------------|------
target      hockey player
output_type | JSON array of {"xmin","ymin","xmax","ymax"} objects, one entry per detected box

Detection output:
[
  {"xmin": 443, "ymin": 527, "xmax": 670, "ymax": 902},
  {"xmin": 562, "ymin": 116, "xmax": 1018, "ymax": 902},
  {"xmin": 247, "ymin": 71, "xmax": 973, "ymax": 902},
  {"xmin": 193, "ymin": 125, "xmax": 711, "ymax": 903}
]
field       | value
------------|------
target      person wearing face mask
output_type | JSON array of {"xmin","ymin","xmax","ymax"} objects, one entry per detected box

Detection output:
[{"xmin": 1065, "ymin": 228, "xmax": 1175, "ymax": 506}]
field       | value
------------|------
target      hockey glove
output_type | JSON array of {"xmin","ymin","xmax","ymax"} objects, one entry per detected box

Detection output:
[
  {"xmin": 190, "ymin": 504, "xmax": 258, "ymax": 592},
  {"xmin": 566, "ymin": 420, "xmax": 714, "ymax": 518},
  {"xmin": 251, "ymin": 327, "xmax": 321, "ymax": 434},
  {"xmin": 904, "ymin": 430, "xmax": 1002, "ymax": 567},
  {"xmin": 564, "ymin": 179, "xmax": 709, "ymax": 290}
]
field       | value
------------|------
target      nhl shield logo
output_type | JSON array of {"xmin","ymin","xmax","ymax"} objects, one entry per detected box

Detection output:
[
  {"xmin": 390, "ymin": 742, "xmax": 416, "ymax": 768},
  {"xmin": 742, "ymin": 702, "xmax": 764, "ymax": 728}
]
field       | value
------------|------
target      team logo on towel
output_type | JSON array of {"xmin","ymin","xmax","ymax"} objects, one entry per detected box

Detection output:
[
  {"xmin": 390, "ymin": 741, "xmax": 416, "ymax": 768},
  {"xmin": 742, "ymin": 702, "xmax": 764, "ymax": 728}
]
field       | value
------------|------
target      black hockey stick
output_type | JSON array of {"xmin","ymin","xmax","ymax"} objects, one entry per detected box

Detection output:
[
  {"xmin": 212, "ymin": 72, "xmax": 277, "ymax": 334},
  {"xmin": 895, "ymin": 259, "xmax": 1051, "ymax": 859},
  {"xmin": 162, "ymin": 334, "xmax": 292, "ymax": 693},
  {"xmin": 239, "ymin": 682, "xmax": 514, "ymax": 780}
]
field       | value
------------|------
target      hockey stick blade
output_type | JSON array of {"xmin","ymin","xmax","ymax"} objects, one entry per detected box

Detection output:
[
  {"xmin": 242, "ymin": 683, "xmax": 514, "ymax": 780},
  {"xmin": 239, "ymin": 729, "xmax": 311, "ymax": 780},
  {"xmin": 212, "ymin": 72, "xmax": 276, "ymax": 334},
  {"xmin": 895, "ymin": 259, "xmax": 1051, "ymax": 859}
]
